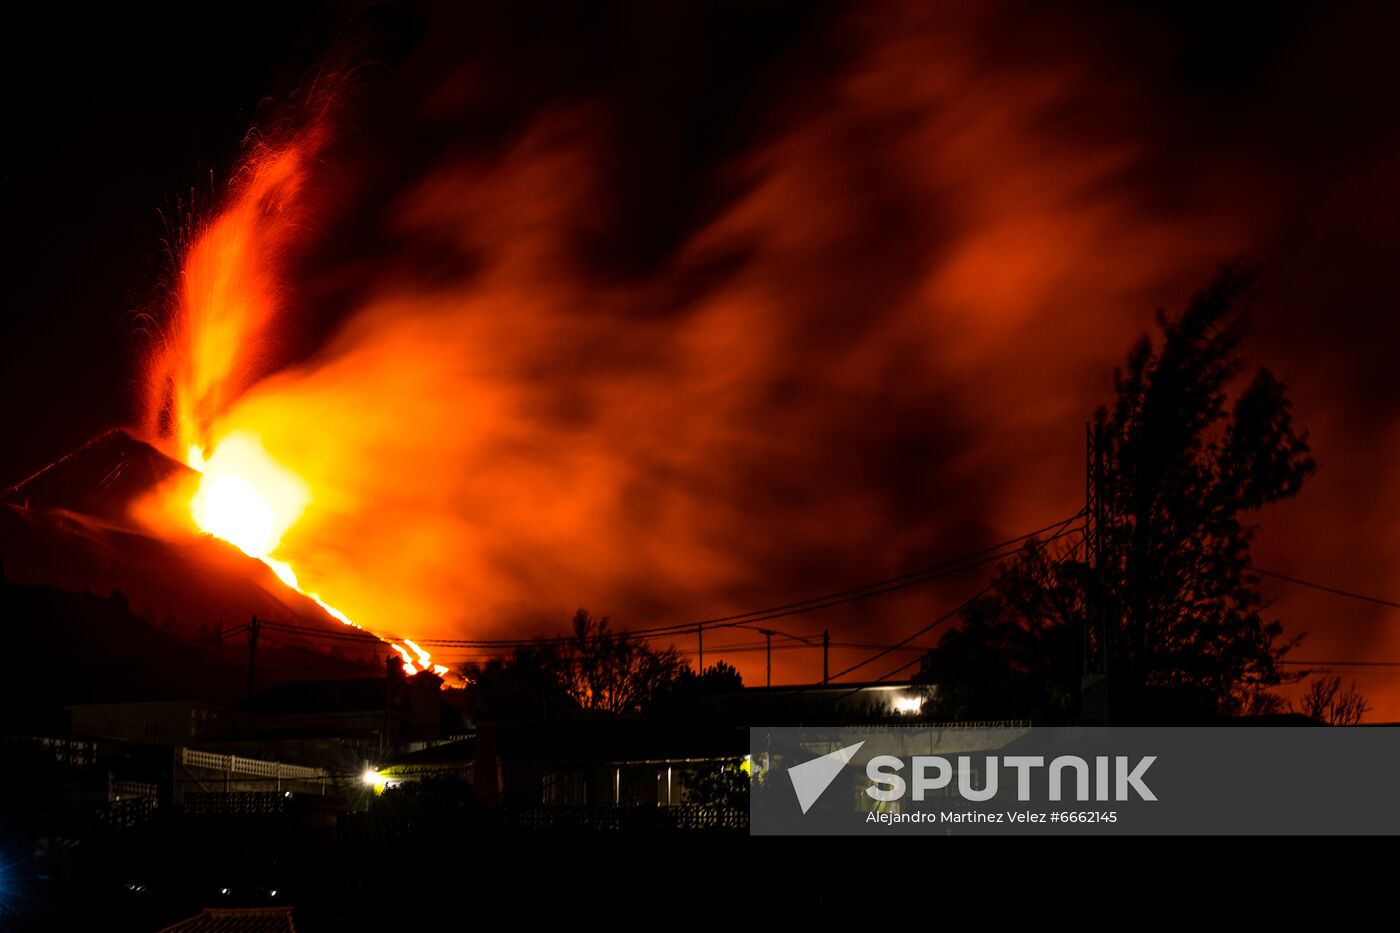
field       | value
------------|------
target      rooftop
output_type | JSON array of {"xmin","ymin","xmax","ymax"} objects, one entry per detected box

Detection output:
[{"xmin": 155, "ymin": 908, "xmax": 296, "ymax": 933}]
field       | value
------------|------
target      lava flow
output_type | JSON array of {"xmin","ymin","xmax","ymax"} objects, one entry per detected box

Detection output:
[
  {"xmin": 187, "ymin": 424, "xmax": 445, "ymax": 676},
  {"xmin": 143, "ymin": 119, "xmax": 446, "ymax": 678},
  {"xmin": 185, "ymin": 392, "xmax": 445, "ymax": 676}
]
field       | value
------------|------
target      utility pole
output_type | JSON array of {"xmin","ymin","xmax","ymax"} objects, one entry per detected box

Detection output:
[
  {"xmin": 1083, "ymin": 421, "xmax": 1092, "ymax": 677},
  {"xmin": 697, "ymin": 623, "xmax": 704, "ymax": 674},
  {"xmin": 822, "ymin": 629, "xmax": 830, "ymax": 685},
  {"xmin": 245, "ymin": 614, "xmax": 261, "ymax": 701},
  {"xmin": 1081, "ymin": 423, "xmax": 1110, "ymax": 725},
  {"xmin": 1095, "ymin": 423, "xmax": 1109, "ymax": 682},
  {"xmin": 758, "ymin": 629, "xmax": 774, "ymax": 689}
]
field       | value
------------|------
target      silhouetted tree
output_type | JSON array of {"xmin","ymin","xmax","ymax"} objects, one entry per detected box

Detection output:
[
  {"xmin": 676, "ymin": 660, "xmax": 744, "ymax": 694},
  {"xmin": 921, "ymin": 265, "xmax": 1316, "ymax": 722},
  {"xmin": 561, "ymin": 609, "xmax": 687, "ymax": 715},
  {"xmin": 462, "ymin": 608, "xmax": 691, "ymax": 720},
  {"xmin": 918, "ymin": 539, "xmax": 1083, "ymax": 721},
  {"xmin": 648, "ymin": 660, "xmax": 746, "ymax": 722},
  {"xmin": 463, "ymin": 643, "xmax": 574, "ymax": 723},
  {"xmin": 1300, "ymin": 675, "xmax": 1370, "ymax": 725}
]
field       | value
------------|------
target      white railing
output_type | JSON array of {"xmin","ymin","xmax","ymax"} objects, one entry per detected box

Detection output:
[
  {"xmin": 850, "ymin": 720, "xmax": 1033, "ymax": 731},
  {"xmin": 178, "ymin": 747, "xmax": 329, "ymax": 781}
]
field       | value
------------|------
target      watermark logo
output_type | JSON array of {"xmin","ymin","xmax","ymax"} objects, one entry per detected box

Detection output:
[
  {"xmin": 788, "ymin": 741, "xmax": 865, "ymax": 813},
  {"xmin": 753, "ymin": 726, "xmax": 1400, "ymax": 835},
  {"xmin": 865, "ymin": 754, "xmax": 1157, "ymax": 803}
]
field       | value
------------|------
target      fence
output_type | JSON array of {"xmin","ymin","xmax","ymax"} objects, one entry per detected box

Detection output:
[
  {"xmin": 183, "ymin": 791, "xmax": 292, "ymax": 815},
  {"xmin": 111, "ymin": 778, "xmax": 158, "ymax": 800},
  {"xmin": 97, "ymin": 793, "xmax": 157, "ymax": 830},
  {"xmin": 505, "ymin": 805, "xmax": 747, "ymax": 832},
  {"xmin": 178, "ymin": 748, "xmax": 330, "ymax": 782},
  {"xmin": 176, "ymin": 747, "xmax": 334, "ymax": 802}
]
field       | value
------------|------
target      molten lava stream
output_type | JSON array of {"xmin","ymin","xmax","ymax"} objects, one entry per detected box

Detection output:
[{"xmin": 186, "ymin": 432, "xmax": 448, "ymax": 677}]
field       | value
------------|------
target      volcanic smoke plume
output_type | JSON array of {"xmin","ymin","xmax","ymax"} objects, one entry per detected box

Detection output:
[{"xmin": 123, "ymin": 1, "xmax": 1397, "ymax": 709}]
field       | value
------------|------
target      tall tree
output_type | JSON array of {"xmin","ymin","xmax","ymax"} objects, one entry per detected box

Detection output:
[
  {"xmin": 463, "ymin": 642, "xmax": 574, "ymax": 724},
  {"xmin": 560, "ymin": 609, "xmax": 688, "ymax": 715},
  {"xmin": 462, "ymin": 608, "xmax": 691, "ymax": 720},
  {"xmin": 921, "ymin": 265, "xmax": 1317, "ymax": 722}
]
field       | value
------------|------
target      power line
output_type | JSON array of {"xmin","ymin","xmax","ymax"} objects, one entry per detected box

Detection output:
[
  {"xmin": 126, "ymin": 624, "xmax": 249, "ymax": 663},
  {"xmin": 825, "ymin": 580, "xmax": 991, "ymax": 682},
  {"xmin": 256, "ymin": 631, "xmax": 386, "ymax": 670},
  {"xmin": 451, "ymin": 512, "xmax": 1080, "ymax": 646},
  {"xmin": 414, "ymin": 513, "xmax": 1085, "ymax": 648},
  {"xmin": 258, "ymin": 620, "xmax": 382, "ymax": 644},
  {"xmin": 618, "ymin": 512, "xmax": 1086, "ymax": 640},
  {"xmin": 826, "ymin": 518, "xmax": 1083, "ymax": 682},
  {"xmin": 389, "ymin": 638, "xmax": 940, "ymax": 664},
  {"xmin": 1279, "ymin": 659, "xmax": 1400, "ymax": 668},
  {"xmin": 792, "ymin": 593, "xmax": 996, "ymax": 710},
  {"xmin": 873, "ymin": 652, "xmax": 926, "ymax": 683},
  {"xmin": 776, "ymin": 515, "xmax": 1085, "ymax": 713},
  {"xmin": 736, "ymin": 623, "xmax": 817, "ymax": 645},
  {"xmin": 73, "ymin": 622, "xmax": 251, "ymax": 675},
  {"xmin": 1256, "ymin": 568, "xmax": 1400, "ymax": 611},
  {"xmin": 676, "ymin": 638, "xmax": 937, "ymax": 654}
]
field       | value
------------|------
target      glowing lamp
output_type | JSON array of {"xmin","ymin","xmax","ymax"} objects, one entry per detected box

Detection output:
[{"xmin": 892, "ymin": 695, "xmax": 923, "ymax": 715}]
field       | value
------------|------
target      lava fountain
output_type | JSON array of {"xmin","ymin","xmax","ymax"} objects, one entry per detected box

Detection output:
[{"xmin": 142, "ymin": 119, "xmax": 445, "ymax": 677}]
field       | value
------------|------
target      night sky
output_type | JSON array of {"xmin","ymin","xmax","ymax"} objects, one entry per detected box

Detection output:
[{"xmin": 3, "ymin": 2, "xmax": 1397, "ymax": 711}]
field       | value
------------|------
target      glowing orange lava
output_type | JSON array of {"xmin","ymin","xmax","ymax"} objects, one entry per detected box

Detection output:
[{"xmin": 186, "ymin": 432, "xmax": 447, "ymax": 676}]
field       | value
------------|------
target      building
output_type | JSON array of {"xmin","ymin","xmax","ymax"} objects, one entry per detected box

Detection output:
[{"xmin": 60, "ymin": 658, "xmax": 465, "ymax": 817}]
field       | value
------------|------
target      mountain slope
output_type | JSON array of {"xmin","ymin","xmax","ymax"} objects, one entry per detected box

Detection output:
[{"xmin": 0, "ymin": 431, "xmax": 386, "ymax": 711}]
